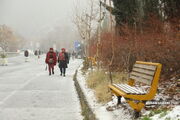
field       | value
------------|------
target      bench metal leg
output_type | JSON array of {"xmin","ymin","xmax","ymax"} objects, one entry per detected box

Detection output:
[
  {"xmin": 117, "ymin": 96, "xmax": 122, "ymax": 105},
  {"xmin": 134, "ymin": 110, "xmax": 140, "ymax": 119},
  {"xmin": 128, "ymin": 101, "xmax": 145, "ymax": 111},
  {"xmin": 127, "ymin": 100, "xmax": 145, "ymax": 118}
]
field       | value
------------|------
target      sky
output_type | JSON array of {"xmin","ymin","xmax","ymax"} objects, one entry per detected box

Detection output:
[{"xmin": 0, "ymin": 0, "xmax": 87, "ymax": 39}]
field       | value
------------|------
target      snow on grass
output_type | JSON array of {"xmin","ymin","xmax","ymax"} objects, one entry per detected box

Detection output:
[
  {"xmin": 77, "ymin": 64, "xmax": 180, "ymax": 120},
  {"xmin": 149, "ymin": 106, "xmax": 180, "ymax": 120},
  {"xmin": 77, "ymin": 65, "xmax": 132, "ymax": 120}
]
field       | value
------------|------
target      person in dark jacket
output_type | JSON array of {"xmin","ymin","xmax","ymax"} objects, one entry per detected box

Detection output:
[
  {"xmin": 58, "ymin": 48, "xmax": 69, "ymax": 77},
  {"xmin": 24, "ymin": 50, "xmax": 29, "ymax": 62},
  {"xmin": 45, "ymin": 48, "xmax": 57, "ymax": 76}
]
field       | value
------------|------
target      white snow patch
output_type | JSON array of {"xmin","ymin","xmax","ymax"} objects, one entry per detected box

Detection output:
[
  {"xmin": 0, "ymin": 56, "xmax": 83, "ymax": 120},
  {"xmin": 77, "ymin": 65, "xmax": 132, "ymax": 120},
  {"xmin": 150, "ymin": 106, "xmax": 180, "ymax": 120}
]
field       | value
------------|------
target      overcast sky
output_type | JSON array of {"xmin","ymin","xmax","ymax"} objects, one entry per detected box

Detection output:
[{"xmin": 0, "ymin": 0, "xmax": 87, "ymax": 39}]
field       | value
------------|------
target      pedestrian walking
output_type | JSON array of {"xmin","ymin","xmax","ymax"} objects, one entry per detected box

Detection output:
[
  {"xmin": 58, "ymin": 48, "xmax": 69, "ymax": 77},
  {"xmin": 34, "ymin": 50, "xmax": 38, "ymax": 56},
  {"xmin": 72, "ymin": 51, "xmax": 76, "ymax": 60},
  {"xmin": 38, "ymin": 50, "xmax": 41, "ymax": 59},
  {"xmin": 45, "ymin": 48, "xmax": 57, "ymax": 76},
  {"xmin": 24, "ymin": 50, "xmax": 29, "ymax": 62}
]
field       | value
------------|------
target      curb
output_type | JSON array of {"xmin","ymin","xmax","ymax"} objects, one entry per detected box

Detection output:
[{"xmin": 73, "ymin": 70, "xmax": 97, "ymax": 120}]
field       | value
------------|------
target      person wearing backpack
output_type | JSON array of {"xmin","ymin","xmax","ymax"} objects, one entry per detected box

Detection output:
[
  {"xmin": 45, "ymin": 48, "xmax": 57, "ymax": 76},
  {"xmin": 58, "ymin": 48, "xmax": 69, "ymax": 77}
]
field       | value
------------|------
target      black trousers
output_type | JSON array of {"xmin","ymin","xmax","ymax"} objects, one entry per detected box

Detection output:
[{"xmin": 60, "ymin": 67, "xmax": 66, "ymax": 75}]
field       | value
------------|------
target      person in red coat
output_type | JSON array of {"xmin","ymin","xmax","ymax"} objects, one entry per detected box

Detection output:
[{"xmin": 45, "ymin": 48, "xmax": 57, "ymax": 75}]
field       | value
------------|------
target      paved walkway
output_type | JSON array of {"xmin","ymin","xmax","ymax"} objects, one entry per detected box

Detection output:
[{"xmin": 0, "ymin": 55, "xmax": 83, "ymax": 120}]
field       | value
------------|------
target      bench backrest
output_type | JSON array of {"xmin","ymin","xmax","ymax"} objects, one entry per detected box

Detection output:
[{"xmin": 130, "ymin": 61, "xmax": 160, "ymax": 85}]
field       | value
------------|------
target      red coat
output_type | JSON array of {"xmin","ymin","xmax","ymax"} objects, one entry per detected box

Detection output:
[{"xmin": 45, "ymin": 51, "xmax": 57, "ymax": 65}]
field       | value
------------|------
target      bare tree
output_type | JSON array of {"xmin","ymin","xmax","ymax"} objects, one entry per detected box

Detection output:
[
  {"xmin": 0, "ymin": 25, "xmax": 11, "ymax": 51},
  {"xmin": 0, "ymin": 25, "xmax": 20, "ymax": 52},
  {"xmin": 73, "ymin": 0, "xmax": 99, "ymax": 56}
]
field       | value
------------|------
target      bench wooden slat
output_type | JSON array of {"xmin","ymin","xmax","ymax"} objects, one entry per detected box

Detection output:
[
  {"xmin": 132, "ymin": 68, "xmax": 155, "ymax": 76},
  {"xmin": 114, "ymin": 84, "xmax": 146, "ymax": 95},
  {"xmin": 116, "ymin": 84, "xmax": 137, "ymax": 94},
  {"xmin": 121, "ymin": 84, "xmax": 140, "ymax": 94},
  {"xmin": 114, "ymin": 84, "xmax": 136, "ymax": 94},
  {"xmin": 114, "ymin": 84, "xmax": 130, "ymax": 93},
  {"xmin": 123, "ymin": 84, "xmax": 146, "ymax": 94},
  {"xmin": 130, "ymin": 75, "xmax": 152, "ymax": 85},
  {"xmin": 121, "ymin": 84, "xmax": 145, "ymax": 94},
  {"xmin": 134, "ymin": 64, "xmax": 156, "ymax": 71},
  {"xmin": 131, "ymin": 71, "xmax": 153, "ymax": 80}
]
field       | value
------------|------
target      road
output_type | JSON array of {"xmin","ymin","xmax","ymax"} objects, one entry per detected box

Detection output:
[{"xmin": 0, "ymin": 54, "xmax": 83, "ymax": 120}]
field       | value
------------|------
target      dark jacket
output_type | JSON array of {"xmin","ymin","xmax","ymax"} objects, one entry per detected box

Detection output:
[
  {"xmin": 58, "ymin": 52, "xmax": 69, "ymax": 68},
  {"xmin": 24, "ymin": 50, "xmax": 29, "ymax": 57}
]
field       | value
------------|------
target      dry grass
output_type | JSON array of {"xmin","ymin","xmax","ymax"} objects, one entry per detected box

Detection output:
[
  {"xmin": 86, "ymin": 70, "xmax": 128, "ymax": 104},
  {"xmin": 112, "ymin": 72, "xmax": 129, "ymax": 84}
]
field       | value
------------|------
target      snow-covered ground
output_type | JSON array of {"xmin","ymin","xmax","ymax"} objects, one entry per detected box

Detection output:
[
  {"xmin": 76, "ymin": 65, "xmax": 180, "ymax": 120},
  {"xmin": 76, "ymin": 65, "xmax": 132, "ymax": 120},
  {"xmin": 0, "ymin": 54, "xmax": 83, "ymax": 120},
  {"xmin": 150, "ymin": 106, "xmax": 180, "ymax": 120}
]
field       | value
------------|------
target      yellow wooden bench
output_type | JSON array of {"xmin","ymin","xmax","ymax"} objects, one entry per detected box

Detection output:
[
  {"xmin": 88, "ymin": 57, "xmax": 97, "ymax": 66},
  {"xmin": 108, "ymin": 61, "xmax": 162, "ymax": 117}
]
